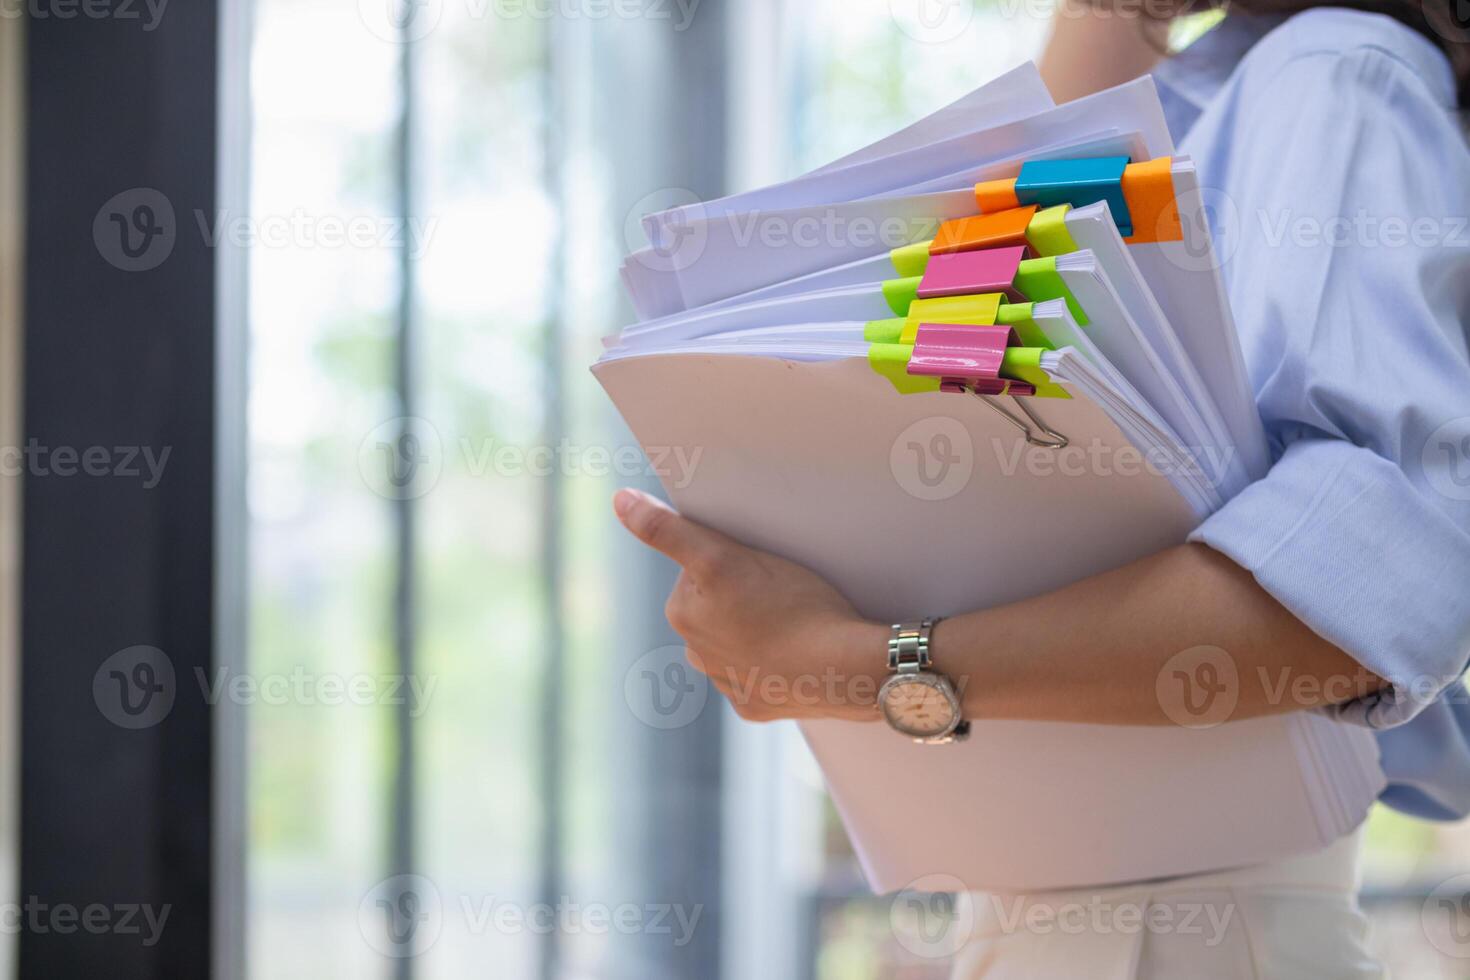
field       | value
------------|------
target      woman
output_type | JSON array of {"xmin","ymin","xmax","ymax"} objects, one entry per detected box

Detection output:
[{"xmin": 615, "ymin": 2, "xmax": 1470, "ymax": 975}]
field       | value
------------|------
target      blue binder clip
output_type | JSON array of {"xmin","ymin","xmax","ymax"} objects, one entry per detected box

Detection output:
[{"xmin": 1015, "ymin": 156, "xmax": 1134, "ymax": 237}]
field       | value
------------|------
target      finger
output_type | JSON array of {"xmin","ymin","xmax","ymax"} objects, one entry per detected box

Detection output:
[{"xmin": 613, "ymin": 488, "xmax": 727, "ymax": 572}]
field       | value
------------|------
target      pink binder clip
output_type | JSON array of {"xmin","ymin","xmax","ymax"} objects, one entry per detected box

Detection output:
[
  {"xmin": 916, "ymin": 245, "xmax": 1027, "ymax": 302},
  {"xmin": 908, "ymin": 322, "xmax": 1065, "ymax": 446},
  {"xmin": 905, "ymin": 322, "xmax": 1034, "ymax": 396},
  {"xmin": 906, "ymin": 322, "xmax": 1015, "ymax": 379}
]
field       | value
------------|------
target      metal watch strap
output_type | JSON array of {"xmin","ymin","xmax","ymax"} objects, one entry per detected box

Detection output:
[{"xmin": 888, "ymin": 618, "xmax": 937, "ymax": 674}]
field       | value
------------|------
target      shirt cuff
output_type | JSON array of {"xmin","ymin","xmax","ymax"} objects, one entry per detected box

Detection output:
[{"xmin": 1187, "ymin": 438, "xmax": 1470, "ymax": 729}]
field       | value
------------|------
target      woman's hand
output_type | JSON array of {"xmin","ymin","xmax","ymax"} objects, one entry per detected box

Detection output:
[
  {"xmin": 614, "ymin": 490, "xmax": 1387, "ymax": 727},
  {"xmin": 614, "ymin": 488, "xmax": 887, "ymax": 722}
]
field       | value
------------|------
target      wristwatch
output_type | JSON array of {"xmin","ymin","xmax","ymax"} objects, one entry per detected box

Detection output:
[{"xmin": 877, "ymin": 619, "xmax": 969, "ymax": 744}]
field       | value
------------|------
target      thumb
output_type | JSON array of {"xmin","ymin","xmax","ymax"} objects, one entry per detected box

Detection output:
[{"xmin": 613, "ymin": 488, "xmax": 721, "ymax": 569}]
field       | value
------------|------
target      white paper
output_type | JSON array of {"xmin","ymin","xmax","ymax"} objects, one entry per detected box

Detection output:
[
  {"xmin": 619, "ymin": 282, "xmax": 895, "ymax": 348},
  {"xmin": 1054, "ymin": 253, "xmax": 1220, "ymax": 481},
  {"xmin": 1126, "ymin": 162, "xmax": 1271, "ymax": 482},
  {"xmin": 645, "ymin": 77, "xmax": 1174, "ymax": 247},
  {"xmin": 595, "ymin": 351, "xmax": 1383, "ymax": 892}
]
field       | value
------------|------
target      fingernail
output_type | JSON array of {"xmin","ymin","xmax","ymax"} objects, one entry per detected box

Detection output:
[{"xmin": 613, "ymin": 488, "xmax": 642, "ymax": 520}]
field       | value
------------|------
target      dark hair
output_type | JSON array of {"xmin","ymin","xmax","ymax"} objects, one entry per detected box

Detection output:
[{"xmin": 1131, "ymin": 0, "xmax": 1470, "ymax": 105}]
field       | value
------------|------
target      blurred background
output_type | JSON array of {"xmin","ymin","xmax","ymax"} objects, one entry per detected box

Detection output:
[{"xmin": 3, "ymin": 0, "xmax": 1470, "ymax": 977}]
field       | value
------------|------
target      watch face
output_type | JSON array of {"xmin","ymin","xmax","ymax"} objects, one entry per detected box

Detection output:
[{"xmin": 879, "ymin": 674, "xmax": 959, "ymax": 739}]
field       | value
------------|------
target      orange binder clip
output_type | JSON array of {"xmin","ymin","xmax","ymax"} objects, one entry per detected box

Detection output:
[
  {"xmin": 1121, "ymin": 157, "xmax": 1182, "ymax": 243},
  {"xmin": 931, "ymin": 206, "xmax": 1038, "ymax": 256}
]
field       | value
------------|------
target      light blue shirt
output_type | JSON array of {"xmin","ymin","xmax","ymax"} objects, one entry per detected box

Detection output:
[{"xmin": 1153, "ymin": 9, "xmax": 1470, "ymax": 819}]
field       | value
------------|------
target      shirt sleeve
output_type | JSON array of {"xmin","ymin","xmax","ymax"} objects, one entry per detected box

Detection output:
[{"xmin": 1184, "ymin": 43, "xmax": 1470, "ymax": 728}]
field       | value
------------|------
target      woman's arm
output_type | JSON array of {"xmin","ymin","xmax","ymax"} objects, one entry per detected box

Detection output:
[
  {"xmin": 926, "ymin": 540, "xmax": 1383, "ymax": 724},
  {"xmin": 613, "ymin": 488, "xmax": 1385, "ymax": 726},
  {"xmin": 1039, "ymin": 0, "xmax": 1163, "ymax": 102}
]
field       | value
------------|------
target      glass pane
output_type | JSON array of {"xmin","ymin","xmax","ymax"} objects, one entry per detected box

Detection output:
[
  {"xmin": 792, "ymin": 0, "xmax": 1052, "ymax": 172},
  {"xmin": 412, "ymin": 5, "xmax": 551, "ymax": 976},
  {"xmin": 246, "ymin": 1, "xmax": 559, "ymax": 975},
  {"xmin": 246, "ymin": 4, "xmax": 400, "ymax": 976}
]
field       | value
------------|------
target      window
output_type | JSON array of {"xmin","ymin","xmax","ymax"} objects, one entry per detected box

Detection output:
[{"xmin": 239, "ymin": 3, "xmax": 1470, "ymax": 977}]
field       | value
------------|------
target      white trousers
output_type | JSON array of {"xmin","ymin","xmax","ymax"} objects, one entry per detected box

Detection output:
[{"xmin": 949, "ymin": 830, "xmax": 1384, "ymax": 979}]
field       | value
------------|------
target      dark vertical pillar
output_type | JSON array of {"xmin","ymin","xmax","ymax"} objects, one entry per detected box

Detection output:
[{"xmin": 21, "ymin": 3, "xmax": 219, "ymax": 976}]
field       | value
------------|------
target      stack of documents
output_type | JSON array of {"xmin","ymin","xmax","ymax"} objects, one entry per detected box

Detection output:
[{"xmin": 594, "ymin": 64, "xmax": 1385, "ymax": 893}]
